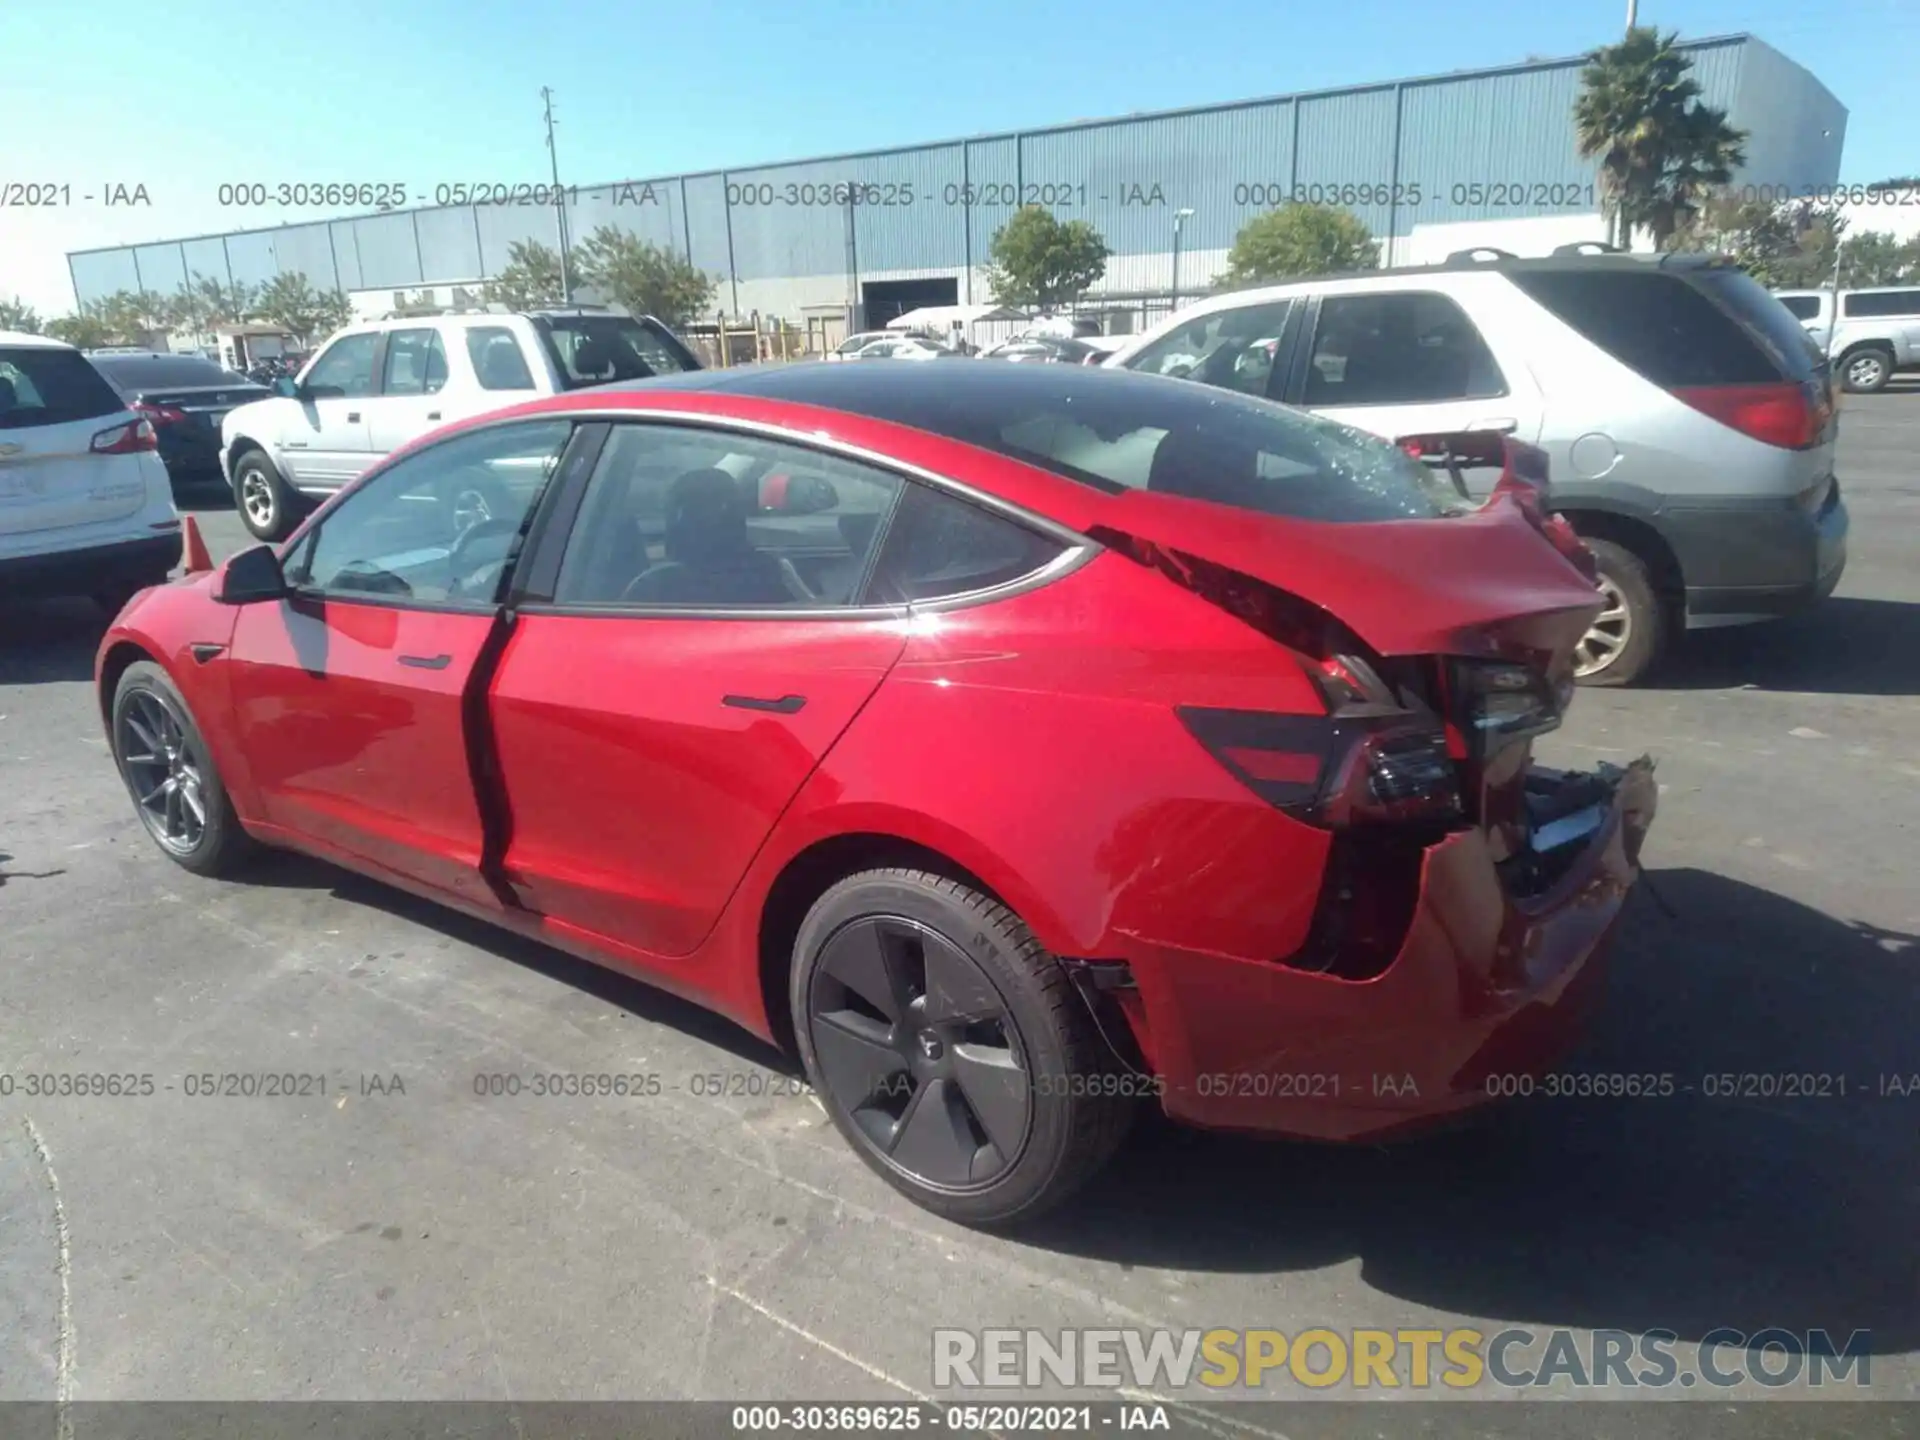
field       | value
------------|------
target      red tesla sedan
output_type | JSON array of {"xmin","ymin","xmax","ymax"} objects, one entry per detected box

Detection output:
[{"xmin": 97, "ymin": 361, "xmax": 1656, "ymax": 1225}]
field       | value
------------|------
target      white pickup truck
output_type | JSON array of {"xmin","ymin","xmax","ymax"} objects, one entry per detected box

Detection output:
[{"xmin": 220, "ymin": 307, "xmax": 702, "ymax": 539}]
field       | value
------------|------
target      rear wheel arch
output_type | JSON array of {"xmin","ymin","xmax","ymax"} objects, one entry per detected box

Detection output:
[
  {"xmin": 1556, "ymin": 507, "xmax": 1685, "ymax": 607},
  {"xmin": 756, "ymin": 832, "xmax": 1018, "ymax": 1057}
]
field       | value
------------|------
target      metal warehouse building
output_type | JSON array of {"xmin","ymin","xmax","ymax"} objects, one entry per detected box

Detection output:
[{"xmin": 69, "ymin": 32, "xmax": 1843, "ymax": 335}]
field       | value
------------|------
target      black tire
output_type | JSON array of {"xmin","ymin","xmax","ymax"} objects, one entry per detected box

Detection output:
[
  {"xmin": 1839, "ymin": 345, "xmax": 1894, "ymax": 394},
  {"xmin": 110, "ymin": 660, "xmax": 258, "ymax": 877},
  {"xmin": 233, "ymin": 446, "xmax": 303, "ymax": 542},
  {"xmin": 791, "ymin": 868, "xmax": 1134, "ymax": 1226},
  {"xmin": 1573, "ymin": 537, "xmax": 1665, "ymax": 687}
]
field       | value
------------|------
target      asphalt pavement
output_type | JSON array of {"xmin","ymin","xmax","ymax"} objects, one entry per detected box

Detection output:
[{"xmin": 1, "ymin": 391, "xmax": 1916, "ymax": 1433}]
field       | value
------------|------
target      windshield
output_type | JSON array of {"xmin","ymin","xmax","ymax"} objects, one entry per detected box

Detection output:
[{"xmin": 536, "ymin": 315, "xmax": 701, "ymax": 388}]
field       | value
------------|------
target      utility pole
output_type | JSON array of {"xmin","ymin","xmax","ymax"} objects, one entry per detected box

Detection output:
[{"xmin": 542, "ymin": 86, "xmax": 575, "ymax": 304}]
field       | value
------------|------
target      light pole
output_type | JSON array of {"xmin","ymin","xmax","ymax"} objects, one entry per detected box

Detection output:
[
  {"xmin": 1625, "ymin": 0, "xmax": 1637, "ymax": 30},
  {"xmin": 1170, "ymin": 208, "xmax": 1195, "ymax": 310}
]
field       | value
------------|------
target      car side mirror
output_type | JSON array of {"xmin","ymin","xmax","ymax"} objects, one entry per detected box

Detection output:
[
  {"xmin": 273, "ymin": 376, "xmax": 301, "ymax": 399},
  {"xmin": 216, "ymin": 543, "xmax": 289, "ymax": 605}
]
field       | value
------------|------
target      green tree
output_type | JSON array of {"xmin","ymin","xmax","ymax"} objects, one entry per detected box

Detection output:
[
  {"xmin": 1839, "ymin": 230, "xmax": 1920, "ymax": 287},
  {"xmin": 0, "ymin": 296, "xmax": 44, "ymax": 333},
  {"xmin": 1575, "ymin": 27, "xmax": 1748, "ymax": 249},
  {"xmin": 45, "ymin": 302, "xmax": 117, "ymax": 350},
  {"xmin": 254, "ymin": 272, "xmax": 354, "ymax": 347},
  {"xmin": 1217, "ymin": 203, "xmax": 1378, "ymax": 288},
  {"xmin": 485, "ymin": 239, "xmax": 567, "ymax": 311},
  {"xmin": 95, "ymin": 289, "xmax": 173, "ymax": 342},
  {"xmin": 1674, "ymin": 190, "xmax": 1843, "ymax": 287},
  {"xmin": 985, "ymin": 206, "xmax": 1110, "ymax": 311},
  {"xmin": 575, "ymin": 226, "xmax": 717, "ymax": 327}
]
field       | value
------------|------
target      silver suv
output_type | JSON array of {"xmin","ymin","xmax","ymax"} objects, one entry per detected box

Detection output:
[
  {"xmin": 1107, "ymin": 252, "xmax": 1847, "ymax": 685},
  {"xmin": 1773, "ymin": 286, "xmax": 1920, "ymax": 394}
]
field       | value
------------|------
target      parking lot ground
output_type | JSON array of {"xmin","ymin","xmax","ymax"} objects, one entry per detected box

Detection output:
[{"xmin": 2, "ymin": 394, "xmax": 1917, "ymax": 1431}]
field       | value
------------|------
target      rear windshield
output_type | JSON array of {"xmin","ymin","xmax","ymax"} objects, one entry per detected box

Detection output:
[
  {"xmin": 88, "ymin": 353, "xmax": 254, "ymax": 390},
  {"xmin": 1510, "ymin": 267, "xmax": 1814, "ymax": 386},
  {"xmin": 536, "ymin": 316, "xmax": 701, "ymax": 389},
  {"xmin": 0, "ymin": 347, "xmax": 128, "ymax": 430},
  {"xmin": 807, "ymin": 366, "xmax": 1464, "ymax": 522}
]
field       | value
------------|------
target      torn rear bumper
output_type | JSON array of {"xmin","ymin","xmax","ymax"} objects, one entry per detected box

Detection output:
[{"xmin": 1121, "ymin": 757, "xmax": 1657, "ymax": 1141}]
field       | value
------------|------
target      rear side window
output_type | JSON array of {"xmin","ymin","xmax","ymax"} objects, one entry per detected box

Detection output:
[
  {"xmin": 1510, "ymin": 268, "xmax": 1803, "ymax": 385},
  {"xmin": 1776, "ymin": 294, "xmax": 1822, "ymax": 320},
  {"xmin": 382, "ymin": 328, "xmax": 448, "ymax": 396},
  {"xmin": 0, "ymin": 348, "xmax": 127, "ymax": 429},
  {"xmin": 1303, "ymin": 291, "xmax": 1506, "ymax": 406},
  {"xmin": 867, "ymin": 484, "xmax": 1065, "ymax": 603},
  {"xmin": 465, "ymin": 326, "xmax": 537, "ymax": 391},
  {"xmin": 1843, "ymin": 289, "xmax": 1920, "ymax": 319}
]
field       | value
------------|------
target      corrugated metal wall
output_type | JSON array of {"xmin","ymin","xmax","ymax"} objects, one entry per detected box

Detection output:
[{"xmin": 66, "ymin": 34, "xmax": 1841, "ymax": 314}]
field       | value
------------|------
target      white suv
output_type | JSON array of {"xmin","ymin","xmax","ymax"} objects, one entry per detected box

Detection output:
[
  {"xmin": 220, "ymin": 308, "xmax": 701, "ymax": 540},
  {"xmin": 0, "ymin": 332, "xmax": 181, "ymax": 608},
  {"xmin": 1773, "ymin": 286, "xmax": 1920, "ymax": 393}
]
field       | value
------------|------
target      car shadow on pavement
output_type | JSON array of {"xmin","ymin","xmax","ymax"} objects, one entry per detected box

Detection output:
[
  {"xmin": 1023, "ymin": 867, "xmax": 1920, "ymax": 1355},
  {"xmin": 241, "ymin": 848, "xmax": 792, "ymax": 1073},
  {"xmin": 1660, "ymin": 597, "xmax": 1920, "ymax": 697},
  {"xmin": 0, "ymin": 598, "xmax": 110, "ymax": 685}
]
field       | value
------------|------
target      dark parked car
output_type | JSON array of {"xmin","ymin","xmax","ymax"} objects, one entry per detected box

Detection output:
[{"xmin": 86, "ymin": 352, "xmax": 270, "ymax": 488}]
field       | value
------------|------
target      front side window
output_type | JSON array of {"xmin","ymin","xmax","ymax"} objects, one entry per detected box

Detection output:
[
  {"xmin": 552, "ymin": 424, "xmax": 905, "ymax": 608},
  {"xmin": 1304, "ymin": 291, "xmax": 1506, "ymax": 406},
  {"xmin": 304, "ymin": 332, "xmax": 380, "ymax": 399},
  {"xmin": 1125, "ymin": 300, "xmax": 1293, "ymax": 398},
  {"xmin": 382, "ymin": 328, "xmax": 448, "ymax": 396},
  {"xmin": 289, "ymin": 420, "xmax": 573, "ymax": 606},
  {"xmin": 465, "ymin": 326, "xmax": 537, "ymax": 391}
]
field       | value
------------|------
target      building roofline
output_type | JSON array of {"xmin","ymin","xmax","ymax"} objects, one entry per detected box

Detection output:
[{"xmin": 67, "ymin": 33, "xmax": 1757, "ymax": 262}]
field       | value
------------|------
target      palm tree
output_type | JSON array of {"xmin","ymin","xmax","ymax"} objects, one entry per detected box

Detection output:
[{"xmin": 1575, "ymin": 27, "xmax": 1748, "ymax": 250}]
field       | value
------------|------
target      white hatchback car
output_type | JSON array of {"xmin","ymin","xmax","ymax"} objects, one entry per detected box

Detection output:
[{"xmin": 0, "ymin": 332, "xmax": 181, "ymax": 608}]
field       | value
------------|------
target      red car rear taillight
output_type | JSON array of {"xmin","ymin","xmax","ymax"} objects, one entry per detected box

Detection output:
[
  {"xmin": 133, "ymin": 401, "xmax": 188, "ymax": 426},
  {"xmin": 1178, "ymin": 702, "xmax": 1462, "ymax": 831}
]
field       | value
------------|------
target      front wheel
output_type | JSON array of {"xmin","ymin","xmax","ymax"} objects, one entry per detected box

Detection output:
[
  {"xmin": 791, "ymin": 869, "xmax": 1134, "ymax": 1227},
  {"xmin": 234, "ymin": 448, "xmax": 303, "ymax": 542},
  {"xmin": 1573, "ymin": 537, "xmax": 1665, "ymax": 686},
  {"xmin": 111, "ymin": 661, "xmax": 257, "ymax": 877}
]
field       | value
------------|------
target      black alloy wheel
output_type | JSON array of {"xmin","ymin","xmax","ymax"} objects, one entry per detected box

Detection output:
[
  {"xmin": 808, "ymin": 914, "xmax": 1033, "ymax": 1188},
  {"xmin": 792, "ymin": 869, "xmax": 1135, "ymax": 1226}
]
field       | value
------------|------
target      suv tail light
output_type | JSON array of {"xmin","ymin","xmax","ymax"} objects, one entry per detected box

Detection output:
[
  {"xmin": 90, "ymin": 418, "xmax": 158, "ymax": 454},
  {"xmin": 1672, "ymin": 381, "xmax": 1823, "ymax": 450},
  {"xmin": 132, "ymin": 401, "xmax": 188, "ymax": 426},
  {"xmin": 1179, "ymin": 699, "xmax": 1462, "ymax": 831}
]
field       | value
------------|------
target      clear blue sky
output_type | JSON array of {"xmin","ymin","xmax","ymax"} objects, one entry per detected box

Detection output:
[{"xmin": 1, "ymin": 0, "xmax": 1911, "ymax": 318}]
